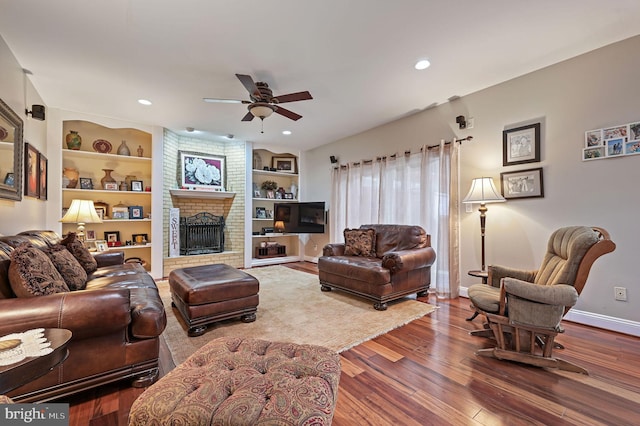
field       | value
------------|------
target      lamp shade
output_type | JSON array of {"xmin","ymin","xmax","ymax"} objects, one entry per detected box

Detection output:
[
  {"xmin": 462, "ymin": 177, "xmax": 506, "ymax": 204},
  {"xmin": 274, "ymin": 220, "xmax": 285, "ymax": 232},
  {"xmin": 60, "ymin": 199, "xmax": 103, "ymax": 224},
  {"xmin": 249, "ymin": 103, "xmax": 275, "ymax": 119}
]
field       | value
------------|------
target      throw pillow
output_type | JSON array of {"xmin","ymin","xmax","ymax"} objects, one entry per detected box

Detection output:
[
  {"xmin": 344, "ymin": 228, "xmax": 377, "ymax": 257},
  {"xmin": 44, "ymin": 244, "xmax": 88, "ymax": 291},
  {"xmin": 60, "ymin": 232, "xmax": 98, "ymax": 274},
  {"xmin": 8, "ymin": 243, "xmax": 70, "ymax": 297}
]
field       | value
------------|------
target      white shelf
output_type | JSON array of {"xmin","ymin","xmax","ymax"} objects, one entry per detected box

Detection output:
[
  {"xmin": 251, "ymin": 255, "xmax": 301, "ymax": 267},
  {"xmin": 101, "ymin": 218, "xmax": 151, "ymax": 223},
  {"xmin": 63, "ymin": 149, "xmax": 151, "ymax": 163},
  {"xmin": 169, "ymin": 189, "xmax": 236, "ymax": 199},
  {"xmin": 252, "ymin": 169, "xmax": 298, "ymax": 177},
  {"xmin": 103, "ymin": 243, "xmax": 152, "ymax": 250},
  {"xmin": 252, "ymin": 233, "xmax": 298, "ymax": 238},
  {"xmin": 252, "ymin": 197, "xmax": 297, "ymax": 202},
  {"xmin": 63, "ymin": 188, "xmax": 151, "ymax": 195}
]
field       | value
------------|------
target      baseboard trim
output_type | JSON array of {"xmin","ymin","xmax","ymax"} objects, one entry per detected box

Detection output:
[
  {"xmin": 304, "ymin": 256, "xmax": 319, "ymax": 263},
  {"xmin": 460, "ymin": 286, "xmax": 640, "ymax": 337}
]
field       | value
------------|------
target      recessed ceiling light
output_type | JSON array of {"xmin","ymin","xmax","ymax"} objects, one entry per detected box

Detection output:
[
  {"xmin": 414, "ymin": 59, "xmax": 431, "ymax": 70},
  {"xmin": 138, "ymin": 99, "xmax": 152, "ymax": 106},
  {"xmin": 282, "ymin": 130, "xmax": 292, "ymax": 135},
  {"xmin": 186, "ymin": 127, "xmax": 195, "ymax": 132}
]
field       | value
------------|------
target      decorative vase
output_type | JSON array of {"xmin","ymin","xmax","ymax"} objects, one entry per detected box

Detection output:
[
  {"xmin": 125, "ymin": 175, "xmax": 136, "ymax": 191},
  {"xmin": 101, "ymin": 169, "xmax": 116, "ymax": 189},
  {"xmin": 119, "ymin": 181, "xmax": 128, "ymax": 191},
  {"xmin": 65, "ymin": 130, "xmax": 82, "ymax": 150},
  {"xmin": 137, "ymin": 145, "xmax": 144, "ymax": 157},
  {"xmin": 117, "ymin": 140, "xmax": 130, "ymax": 156}
]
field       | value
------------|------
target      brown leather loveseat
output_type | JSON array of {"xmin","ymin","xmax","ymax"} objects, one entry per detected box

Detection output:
[
  {"xmin": 0, "ymin": 230, "xmax": 166, "ymax": 402},
  {"xmin": 318, "ymin": 224, "xmax": 436, "ymax": 310}
]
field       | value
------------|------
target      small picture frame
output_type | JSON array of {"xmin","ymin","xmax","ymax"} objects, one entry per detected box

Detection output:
[
  {"xmin": 79, "ymin": 177, "xmax": 93, "ymax": 189},
  {"xmin": 112, "ymin": 205, "xmax": 129, "ymax": 219},
  {"xmin": 85, "ymin": 230, "xmax": 96, "ymax": 241},
  {"xmin": 38, "ymin": 153, "xmax": 47, "ymax": 200},
  {"xmin": 254, "ymin": 189, "xmax": 262, "ymax": 198},
  {"xmin": 503, "ymin": 123, "xmax": 541, "ymax": 166},
  {"xmin": 95, "ymin": 240, "xmax": 108, "ymax": 252},
  {"xmin": 4, "ymin": 172, "xmax": 14, "ymax": 186},
  {"xmin": 603, "ymin": 125, "xmax": 627, "ymax": 140},
  {"xmin": 500, "ymin": 167, "xmax": 544, "ymax": 200},
  {"xmin": 266, "ymin": 209, "xmax": 274, "ymax": 219},
  {"xmin": 624, "ymin": 140, "xmax": 640, "ymax": 155},
  {"xmin": 271, "ymin": 156, "xmax": 297, "ymax": 173},
  {"xmin": 94, "ymin": 201, "xmax": 108, "ymax": 219},
  {"xmin": 606, "ymin": 138, "xmax": 624, "ymax": 157},
  {"xmin": 256, "ymin": 207, "xmax": 267, "ymax": 219},
  {"xmin": 284, "ymin": 192, "xmax": 294, "ymax": 199},
  {"xmin": 104, "ymin": 182, "xmax": 118, "ymax": 191},
  {"xmin": 128, "ymin": 205, "xmax": 143, "ymax": 219},
  {"xmin": 132, "ymin": 233, "xmax": 148, "ymax": 245},
  {"xmin": 585, "ymin": 129, "xmax": 603, "ymax": 147},
  {"xmin": 275, "ymin": 191, "xmax": 283, "ymax": 199},
  {"xmin": 131, "ymin": 180, "xmax": 143, "ymax": 192},
  {"xmin": 104, "ymin": 231, "xmax": 120, "ymax": 246},
  {"xmin": 583, "ymin": 146, "xmax": 605, "ymax": 161},
  {"xmin": 24, "ymin": 142, "xmax": 39, "ymax": 197}
]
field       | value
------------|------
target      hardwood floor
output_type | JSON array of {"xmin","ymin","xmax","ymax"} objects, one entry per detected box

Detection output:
[{"xmin": 67, "ymin": 262, "xmax": 640, "ymax": 425}]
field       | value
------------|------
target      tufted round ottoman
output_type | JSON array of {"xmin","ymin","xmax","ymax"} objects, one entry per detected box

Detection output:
[{"xmin": 128, "ymin": 337, "xmax": 341, "ymax": 425}]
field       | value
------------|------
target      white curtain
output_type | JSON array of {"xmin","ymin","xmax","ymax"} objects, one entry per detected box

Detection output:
[{"xmin": 329, "ymin": 140, "xmax": 460, "ymax": 298}]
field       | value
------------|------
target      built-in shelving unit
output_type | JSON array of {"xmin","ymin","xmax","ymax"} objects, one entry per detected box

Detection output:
[
  {"xmin": 61, "ymin": 120, "xmax": 153, "ymax": 271},
  {"xmin": 248, "ymin": 148, "xmax": 301, "ymax": 267}
]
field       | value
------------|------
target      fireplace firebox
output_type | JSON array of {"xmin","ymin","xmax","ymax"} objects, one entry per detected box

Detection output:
[{"xmin": 179, "ymin": 212, "xmax": 225, "ymax": 255}]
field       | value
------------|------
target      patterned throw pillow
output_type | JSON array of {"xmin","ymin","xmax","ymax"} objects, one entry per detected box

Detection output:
[
  {"xmin": 60, "ymin": 232, "xmax": 98, "ymax": 274},
  {"xmin": 343, "ymin": 228, "xmax": 377, "ymax": 257},
  {"xmin": 44, "ymin": 244, "xmax": 88, "ymax": 291},
  {"xmin": 8, "ymin": 243, "xmax": 70, "ymax": 297}
]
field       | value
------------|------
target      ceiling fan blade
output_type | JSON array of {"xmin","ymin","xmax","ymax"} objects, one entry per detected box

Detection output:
[
  {"xmin": 236, "ymin": 74, "xmax": 261, "ymax": 99},
  {"xmin": 273, "ymin": 91, "xmax": 313, "ymax": 104},
  {"xmin": 241, "ymin": 111, "xmax": 255, "ymax": 122},
  {"xmin": 274, "ymin": 106, "xmax": 302, "ymax": 121},
  {"xmin": 203, "ymin": 98, "xmax": 249, "ymax": 104}
]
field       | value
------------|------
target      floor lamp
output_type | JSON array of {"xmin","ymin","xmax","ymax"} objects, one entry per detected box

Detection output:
[
  {"xmin": 462, "ymin": 177, "xmax": 505, "ymax": 271},
  {"xmin": 60, "ymin": 199, "xmax": 103, "ymax": 242}
]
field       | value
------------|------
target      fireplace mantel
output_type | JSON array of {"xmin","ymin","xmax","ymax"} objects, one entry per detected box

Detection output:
[{"xmin": 169, "ymin": 189, "xmax": 236, "ymax": 199}]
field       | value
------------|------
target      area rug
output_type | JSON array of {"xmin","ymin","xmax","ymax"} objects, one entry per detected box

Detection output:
[{"xmin": 159, "ymin": 265, "xmax": 437, "ymax": 365}]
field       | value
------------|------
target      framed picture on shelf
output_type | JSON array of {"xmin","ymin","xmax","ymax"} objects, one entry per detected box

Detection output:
[
  {"xmin": 104, "ymin": 182, "xmax": 118, "ymax": 191},
  {"xmin": 500, "ymin": 167, "xmax": 544, "ymax": 200},
  {"xmin": 128, "ymin": 205, "xmax": 143, "ymax": 219},
  {"xmin": 24, "ymin": 142, "xmax": 39, "ymax": 197},
  {"xmin": 131, "ymin": 180, "xmax": 143, "ymax": 192},
  {"xmin": 132, "ymin": 233, "xmax": 148, "ymax": 245},
  {"xmin": 503, "ymin": 123, "xmax": 541, "ymax": 166},
  {"xmin": 104, "ymin": 231, "xmax": 120, "ymax": 246},
  {"xmin": 255, "ymin": 207, "xmax": 267, "ymax": 219},
  {"xmin": 284, "ymin": 192, "xmax": 294, "ymax": 199},
  {"xmin": 86, "ymin": 230, "xmax": 96, "ymax": 241},
  {"xmin": 112, "ymin": 205, "xmax": 129, "ymax": 219},
  {"xmin": 178, "ymin": 150, "xmax": 225, "ymax": 191},
  {"xmin": 94, "ymin": 201, "xmax": 108, "ymax": 219},
  {"xmin": 271, "ymin": 156, "xmax": 297, "ymax": 173},
  {"xmin": 95, "ymin": 240, "xmax": 108, "ymax": 252},
  {"xmin": 38, "ymin": 152, "xmax": 47, "ymax": 200},
  {"xmin": 79, "ymin": 177, "xmax": 93, "ymax": 190},
  {"xmin": 4, "ymin": 173, "xmax": 14, "ymax": 186}
]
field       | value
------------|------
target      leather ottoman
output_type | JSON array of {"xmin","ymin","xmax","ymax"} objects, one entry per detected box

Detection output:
[
  {"xmin": 128, "ymin": 337, "xmax": 341, "ymax": 425},
  {"xmin": 169, "ymin": 264, "xmax": 259, "ymax": 337}
]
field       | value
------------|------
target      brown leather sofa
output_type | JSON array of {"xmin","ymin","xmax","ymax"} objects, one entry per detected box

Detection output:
[
  {"xmin": 0, "ymin": 230, "xmax": 166, "ymax": 402},
  {"xmin": 318, "ymin": 224, "xmax": 436, "ymax": 310}
]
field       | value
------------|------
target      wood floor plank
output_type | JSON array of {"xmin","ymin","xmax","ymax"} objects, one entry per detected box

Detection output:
[{"xmin": 64, "ymin": 262, "xmax": 640, "ymax": 425}]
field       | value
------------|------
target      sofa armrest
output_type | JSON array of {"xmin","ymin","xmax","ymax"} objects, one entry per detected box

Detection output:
[
  {"xmin": 323, "ymin": 243, "xmax": 345, "ymax": 257},
  {"xmin": 488, "ymin": 265, "xmax": 537, "ymax": 288},
  {"xmin": 94, "ymin": 250, "xmax": 125, "ymax": 267},
  {"xmin": 381, "ymin": 247, "xmax": 436, "ymax": 274},
  {"xmin": 0, "ymin": 289, "xmax": 131, "ymax": 340}
]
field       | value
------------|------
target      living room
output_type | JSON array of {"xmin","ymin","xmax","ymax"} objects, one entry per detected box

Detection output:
[{"xmin": 1, "ymin": 2, "xmax": 640, "ymax": 424}]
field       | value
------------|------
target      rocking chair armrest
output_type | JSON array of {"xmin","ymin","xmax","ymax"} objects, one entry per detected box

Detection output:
[
  {"xmin": 488, "ymin": 265, "xmax": 537, "ymax": 288},
  {"xmin": 503, "ymin": 278, "xmax": 579, "ymax": 307}
]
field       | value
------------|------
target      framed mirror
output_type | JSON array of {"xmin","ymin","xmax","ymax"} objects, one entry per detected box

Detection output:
[{"xmin": 0, "ymin": 98, "xmax": 24, "ymax": 201}]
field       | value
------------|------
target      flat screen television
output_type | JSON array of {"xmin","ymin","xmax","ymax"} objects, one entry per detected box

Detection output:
[{"xmin": 273, "ymin": 202, "xmax": 326, "ymax": 234}]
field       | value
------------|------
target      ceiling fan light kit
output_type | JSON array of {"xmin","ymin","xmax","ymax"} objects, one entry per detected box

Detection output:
[{"xmin": 204, "ymin": 73, "xmax": 313, "ymax": 132}]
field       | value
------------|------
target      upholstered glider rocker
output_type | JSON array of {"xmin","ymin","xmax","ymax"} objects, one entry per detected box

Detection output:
[
  {"xmin": 318, "ymin": 224, "xmax": 436, "ymax": 310},
  {"xmin": 467, "ymin": 226, "xmax": 615, "ymax": 373}
]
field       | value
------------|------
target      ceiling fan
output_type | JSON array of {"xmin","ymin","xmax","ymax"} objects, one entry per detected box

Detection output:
[{"xmin": 203, "ymin": 74, "xmax": 313, "ymax": 127}]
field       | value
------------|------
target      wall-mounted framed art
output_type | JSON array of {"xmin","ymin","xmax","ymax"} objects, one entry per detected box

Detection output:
[
  {"xmin": 503, "ymin": 123, "xmax": 541, "ymax": 166},
  {"xmin": 500, "ymin": 167, "xmax": 544, "ymax": 200}
]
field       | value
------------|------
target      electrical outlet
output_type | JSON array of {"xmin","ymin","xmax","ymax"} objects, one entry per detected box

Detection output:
[
  {"xmin": 465, "ymin": 203, "xmax": 473, "ymax": 213},
  {"xmin": 467, "ymin": 117, "xmax": 475, "ymax": 129},
  {"xmin": 614, "ymin": 286, "xmax": 627, "ymax": 301}
]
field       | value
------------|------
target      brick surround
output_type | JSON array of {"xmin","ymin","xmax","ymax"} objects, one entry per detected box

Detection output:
[{"xmin": 162, "ymin": 130, "xmax": 245, "ymax": 277}]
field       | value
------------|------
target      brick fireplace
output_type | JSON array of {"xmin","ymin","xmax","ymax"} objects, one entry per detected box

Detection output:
[{"xmin": 162, "ymin": 130, "xmax": 245, "ymax": 276}]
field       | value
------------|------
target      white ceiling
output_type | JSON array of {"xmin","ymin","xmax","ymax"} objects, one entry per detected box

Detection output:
[{"xmin": 2, "ymin": 0, "xmax": 640, "ymax": 151}]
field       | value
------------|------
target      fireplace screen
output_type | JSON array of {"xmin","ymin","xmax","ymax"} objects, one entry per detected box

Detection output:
[{"xmin": 179, "ymin": 212, "xmax": 225, "ymax": 255}]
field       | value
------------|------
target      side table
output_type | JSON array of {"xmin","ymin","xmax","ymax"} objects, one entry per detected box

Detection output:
[
  {"xmin": 467, "ymin": 269, "xmax": 488, "ymax": 284},
  {"xmin": 0, "ymin": 328, "xmax": 72, "ymax": 394}
]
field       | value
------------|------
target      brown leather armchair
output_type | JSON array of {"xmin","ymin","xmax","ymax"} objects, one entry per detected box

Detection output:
[{"xmin": 318, "ymin": 224, "xmax": 436, "ymax": 310}]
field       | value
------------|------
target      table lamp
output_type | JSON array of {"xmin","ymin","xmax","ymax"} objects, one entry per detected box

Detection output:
[
  {"xmin": 60, "ymin": 199, "xmax": 103, "ymax": 242},
  {"xmin": 274, "ymin": 220, "xmax": 285, "ymax": 233},
  {"xmin": 462, "ymin": 177, "xmax": 505, "ymax": 271}
]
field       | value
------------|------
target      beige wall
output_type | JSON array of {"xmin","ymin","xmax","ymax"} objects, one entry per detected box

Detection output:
[
  {"xmin": 0, "ymin": 36, "xmax": 48, "ymax": 232},
  {"xmin": 303, "ymin": 35, "xmax": 640, "ymax": 331}
]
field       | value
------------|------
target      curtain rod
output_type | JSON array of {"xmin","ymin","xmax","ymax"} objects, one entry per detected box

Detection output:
[{"xmin": 336, "ymin": 136, "xmax": 473, "ymax": 168}]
